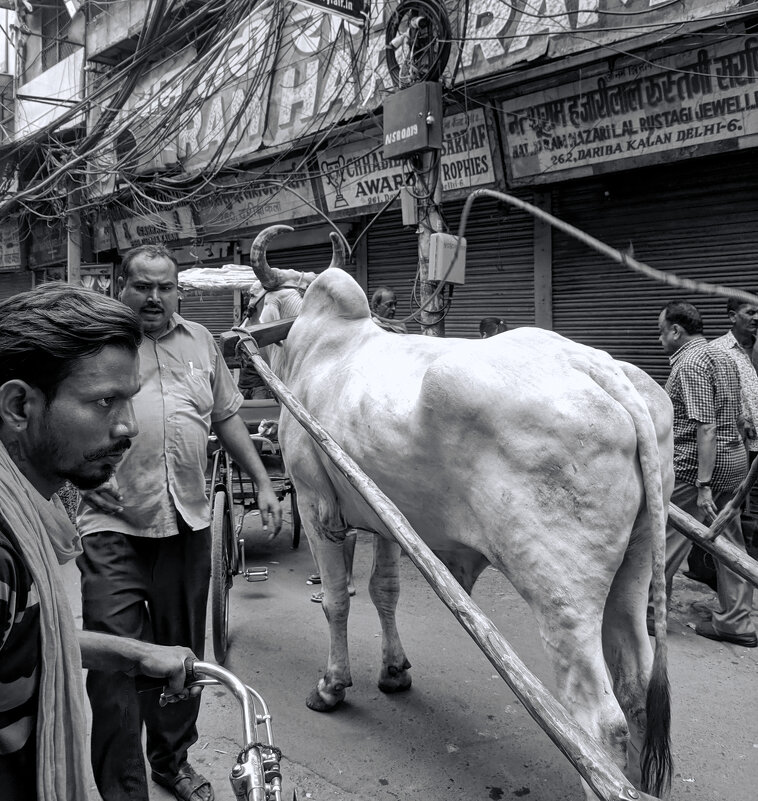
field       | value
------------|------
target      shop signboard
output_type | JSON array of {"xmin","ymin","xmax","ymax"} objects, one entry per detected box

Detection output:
[
  {"xmin": 319, "ymin": 108, "xmax": 496, "ymax": 212},
  {"xmin": 97, "ymin": 1, "xmax": 736, "ymax": 178},
  {"xmin": 28, "ymin": 217, "xmax": 66, "ymax": 267},
  {"xmin": 114, "ymin": 206, "xmax": 197, "ymax": 250},
  {"xmin": 292, "ymin": 0, "xmax": 367, "ymax": 25},
  {"xmin": 500, "ymin": 36, "xmax": 758, "ymax": 184},
  {"xmin": 0, "ymin": 214, "xmax": 20, "ymax": 271},
  {"xmin": 195, "ymin": 158, "xmax": 318, "ymax": 237}
]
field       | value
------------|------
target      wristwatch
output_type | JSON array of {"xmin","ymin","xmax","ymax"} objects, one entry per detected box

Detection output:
[{"xmin": 694, "ymin": 478, "xmax": 712, "ymax": 489}]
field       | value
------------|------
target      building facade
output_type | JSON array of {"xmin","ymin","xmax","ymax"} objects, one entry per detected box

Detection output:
[{"xmin": 1, "ymin": 0, "xmax": 756, "ymax": 382}]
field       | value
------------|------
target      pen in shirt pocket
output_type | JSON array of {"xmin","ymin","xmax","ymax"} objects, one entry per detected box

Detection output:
[{"xmin": 189, "ymin": 361, "xmax": 195, "ymax": 376}]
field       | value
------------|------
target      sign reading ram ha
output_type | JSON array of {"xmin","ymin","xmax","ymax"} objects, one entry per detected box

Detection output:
[
  {"xmin": 101, "ymin": 0, "xmax": 737, "ymax": 179},
  {"xmin": 500, "ymin": 37, "xmax": 758, "ymax": 183},
  {"xmin": 319, "ymin": 108, "xmax": 497, "ymax": 212},
  {"xmin": 195, "ymin": 159, "xmax": 318, "ymax": 237}
]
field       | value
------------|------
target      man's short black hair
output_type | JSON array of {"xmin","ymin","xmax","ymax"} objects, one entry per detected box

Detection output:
[
  {"xmin": 661, "ymin": 300, "xmax": 703, "ymax": 335},
  {"xmin": 119, "ymin": 244, "xmax": 179, "ymax": 283},
  {"xmin": 0, "ymin": 283, "xmax": 142, "ymax": 402}
]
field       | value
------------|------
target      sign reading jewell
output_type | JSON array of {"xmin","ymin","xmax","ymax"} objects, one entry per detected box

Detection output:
[{"xmin": 501, "ymin": 37, "xmax": 758, "ymax": 183}]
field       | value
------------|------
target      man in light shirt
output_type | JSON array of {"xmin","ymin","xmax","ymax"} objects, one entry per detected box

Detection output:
[{"xmin": 77, "ymin": 245, "xmax": 282, "ymax": 801}]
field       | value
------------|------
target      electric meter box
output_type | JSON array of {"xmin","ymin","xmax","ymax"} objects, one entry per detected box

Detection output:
[
  {"xmin": 428, "ymin": 233, "xmax": 466, "ymax": 284},
  {"xmin": 383, "ymin": 82, "xmax": 443, "ymax": 160}
]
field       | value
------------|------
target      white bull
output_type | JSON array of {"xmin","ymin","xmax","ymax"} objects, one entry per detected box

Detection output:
[{"xmin": 250, "ymin": 225, "xmax": 675, "ymax": 799}]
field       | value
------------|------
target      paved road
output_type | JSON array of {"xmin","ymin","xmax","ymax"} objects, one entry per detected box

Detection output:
[{"xmin": 62, "ymin": 506, "xmax": 758, "ymax": 801}]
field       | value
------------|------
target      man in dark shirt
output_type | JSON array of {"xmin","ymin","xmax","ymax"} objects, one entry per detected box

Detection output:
[
  {"xmin": 653, "ymin": 300, "xmax": 756, "ymax": 647},
  {"xmin": 0, "ymin": 284, "xmax": 200, "ymax": 800}
]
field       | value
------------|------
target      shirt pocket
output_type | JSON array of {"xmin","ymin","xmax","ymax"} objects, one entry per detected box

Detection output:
[{"xmin": 168, "ymin": 365, "xmax": 214, "ymax": 418}]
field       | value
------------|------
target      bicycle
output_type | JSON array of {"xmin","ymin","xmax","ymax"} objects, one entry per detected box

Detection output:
[
  {"xmin": 184, "ymin": 658, "xmax": 296, "ymax": 801},
  {"xmin": 208, "ymin": 419, "xmax": 301, "ymax": 665}
]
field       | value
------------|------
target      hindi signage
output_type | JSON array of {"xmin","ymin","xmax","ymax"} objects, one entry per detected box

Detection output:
[
  {"xmin": 501, "ymin": 37, "xmax": 758, "ymax": 183},
  {"xmin": 195, "ymin": 159, "xmax": 318, "ymax": 237},
  {"xmin": 319, "ymin": 108, "xmax": 496, "ymax": 212},
  {"xmin": 114, "ymin": 206, "xmax": 197, "ymax": 250}
]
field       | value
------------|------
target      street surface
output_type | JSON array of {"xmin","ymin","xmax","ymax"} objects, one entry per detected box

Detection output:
[{"xmin": 61, "ymin": 507, "xmax": 758, "ymax": 801}]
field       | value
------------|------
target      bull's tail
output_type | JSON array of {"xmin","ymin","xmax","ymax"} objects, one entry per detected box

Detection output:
[{"xmin": 585, "ymin": 362, "xmax": 672, "ymax": 798}]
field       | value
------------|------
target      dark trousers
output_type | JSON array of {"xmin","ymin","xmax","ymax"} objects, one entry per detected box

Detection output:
[{"xmin": 77, "ymin": 520, "xmax": 211, "ymax": 801}]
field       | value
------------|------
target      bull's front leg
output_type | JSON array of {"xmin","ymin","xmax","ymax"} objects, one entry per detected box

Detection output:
[
  {"xmin": 306, "ymin": 534, "xmax": 354, "ymax": 712},
  {"xmin": 370, "ymin": 535, "xmax": 412, "ymax": 695}
]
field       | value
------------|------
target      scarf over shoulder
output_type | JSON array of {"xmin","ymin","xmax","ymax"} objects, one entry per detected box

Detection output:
[{"xmin": 0, "ymin": 442, "xmax": 88, "ymax": 800}]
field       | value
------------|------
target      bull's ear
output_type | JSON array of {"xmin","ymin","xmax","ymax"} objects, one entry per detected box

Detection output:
[
  {"xmin": 328, "ymin": 231, "xmax": 347, "ymax": 270},
  {"xmin": 250, "ymin": 225, "xmax": 294, "ymax": 288}
]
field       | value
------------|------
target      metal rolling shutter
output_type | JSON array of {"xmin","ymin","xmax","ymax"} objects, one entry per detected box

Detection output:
[
  {"xmin": 367, "ymin": 194, "xmax": 535, "ymax": 338},
  {"xmin": 0, "ymin": 272, "xmax": 33, "ymax": 303},
  {"xmin": 551, "ymin": 151, "xmax": 758, "ymax": 385}
]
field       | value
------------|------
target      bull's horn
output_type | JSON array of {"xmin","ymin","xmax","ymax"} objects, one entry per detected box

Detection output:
[
  {"xmin": 250, "ymin": 225, "xmax": 294, "ymax": 288},
  {"xmin": 328, "ymin": 231, "xmax": 347, "ymax": 270}
]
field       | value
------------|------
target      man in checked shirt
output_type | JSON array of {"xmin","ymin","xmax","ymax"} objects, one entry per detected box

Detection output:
[{"xmin": 650, "ymin": 300, "xmax": 756, "ymax": 647}]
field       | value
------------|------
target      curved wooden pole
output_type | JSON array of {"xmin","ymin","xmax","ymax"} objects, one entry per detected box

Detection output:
[
  {"xmin": 237, "ymin": 334, "xmax": 659, "ymax": 801},
  {"xmin": 667, "ymin": 503, "xmax": 758, "ymax": 588}
]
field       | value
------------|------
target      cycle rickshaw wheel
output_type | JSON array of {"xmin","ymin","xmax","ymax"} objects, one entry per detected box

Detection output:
[
  {"xmin": 211, "ymin": 489, "xmax": 233, "ymax": 664},
  {"xmin": 290, "ymin": 487, "xmax": 301, "ymax": 550}
]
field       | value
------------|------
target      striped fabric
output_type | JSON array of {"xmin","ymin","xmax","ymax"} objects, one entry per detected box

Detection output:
[{"xmin": 0, "ymin": 519, "xmax": 40, "ymax": 800}]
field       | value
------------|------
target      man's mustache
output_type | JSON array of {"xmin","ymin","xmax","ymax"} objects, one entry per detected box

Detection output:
[{"xmin": 85, "ymin": 439, "xmax": 132, "ymax": 461}]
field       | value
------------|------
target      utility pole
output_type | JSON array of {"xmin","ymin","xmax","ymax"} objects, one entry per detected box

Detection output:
[
  {"xmin": 415, "ymin": 151, "xmax": 445, "ymax": 336},
  {"xmin": 67, "ymin": 178, "xmax": 81, "ymax": 286}
]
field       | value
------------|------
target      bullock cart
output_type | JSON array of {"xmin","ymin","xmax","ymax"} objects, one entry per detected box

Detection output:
[
  {"xmin": 178, "ymin": 266, "xmax": 301, "ymax": 664},
  {"xmin": 224, "ymin": 205, "xmax": 758, "ymax": 801}
]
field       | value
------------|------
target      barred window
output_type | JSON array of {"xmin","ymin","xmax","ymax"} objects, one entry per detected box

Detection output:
[{"xmin": 40, "ymin": 4, "xmax": 75, "ymax": 71}]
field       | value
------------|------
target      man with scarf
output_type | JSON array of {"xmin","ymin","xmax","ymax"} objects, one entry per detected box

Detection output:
[{"xmin": 0, "ymin": 283, "xmax": 198, "ymax": 801}]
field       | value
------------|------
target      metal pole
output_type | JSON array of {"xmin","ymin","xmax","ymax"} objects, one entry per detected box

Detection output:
[
  {"xmin": 67, "ymin": 179, "xmax": 81, "ymax": 286},
  {"xmin": 415, "ymin": 150, "xmax": 444, "ymax": 336}
]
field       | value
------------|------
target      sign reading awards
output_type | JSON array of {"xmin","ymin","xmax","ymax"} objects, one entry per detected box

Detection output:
[
  {"xmin": 319, "ymin": 108, "xmax": 496, "ymax": 212},
  {"xmin": 501, "ymin": 37, "xmax": 758, "ymax": 183}
]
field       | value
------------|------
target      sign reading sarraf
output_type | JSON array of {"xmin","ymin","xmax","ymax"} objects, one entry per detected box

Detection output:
[
  {"xmin": 115, "ymin": 206, "xmax": 197, "ymax": 250},
  {"xmin": 501, "ymin": 37, "xmax": 758, "ymax": 183},
  {"xmin": 319, "ymin": 109, "xmax": 496, "ymax": 212}
]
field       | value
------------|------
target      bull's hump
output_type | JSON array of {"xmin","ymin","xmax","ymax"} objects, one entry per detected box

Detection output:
[{"xmin": 302, "ymin": 268, "xmax": 371, "ymax": 322}]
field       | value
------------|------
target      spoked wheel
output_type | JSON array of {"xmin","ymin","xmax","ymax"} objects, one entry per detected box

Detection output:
[
  {"xmin": 290, "ymin": 487, "xmax": 301, "ymax": 550},
  {"xmin": 211, "ymin": 489, "xmax": 234, "ymax": 664}
]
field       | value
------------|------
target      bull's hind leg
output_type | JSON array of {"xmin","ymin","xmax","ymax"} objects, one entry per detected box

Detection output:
[
  {"xmin": 491, "ymin": 548, "xmax": 631, "ymax": 801},
  {"xmin": 602, "ymin": 523, "xmax": 655, "ymax": 789},
  {"xmin": 369, "ymin": 535, "xmax": 412, "ymax": 694}
]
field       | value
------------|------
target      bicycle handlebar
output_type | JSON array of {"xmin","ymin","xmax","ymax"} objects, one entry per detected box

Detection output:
[{"xmin": 184, "ymin": 658, "xmax": 283, "ymax": 801}]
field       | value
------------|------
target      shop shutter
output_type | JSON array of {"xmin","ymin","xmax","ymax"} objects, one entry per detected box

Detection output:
[
  {"xmin": 551, "ymin": 150, "xmax": 758, "ymax": 385},
  {"xmin": 366, "ymin": 193, "xmax": 535, "ymax": 337},
  {"xmin": 0, "ymin": 271, "xmax": 33, "ymax": 303}
]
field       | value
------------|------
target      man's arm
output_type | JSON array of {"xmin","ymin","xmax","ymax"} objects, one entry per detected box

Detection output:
[
  {"xmin": 213, "ymin": 413, "xmax": 283, "ymax": 535},
  {"xmin": 78, "ymin": 631, "xmax": 197, "ymax": 701},
  {"xmin": 695, "ymin": 422, "xmax": 718, "ymax": 522}
]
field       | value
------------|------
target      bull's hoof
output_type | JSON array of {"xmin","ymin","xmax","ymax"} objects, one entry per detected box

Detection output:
[
  {"xmin": 378, "ymin": 665, "xmax": 412, "ymax": 695},
  {"xmin": 305, "ymin": 687, "xmax": 344, "ymax": 712}
]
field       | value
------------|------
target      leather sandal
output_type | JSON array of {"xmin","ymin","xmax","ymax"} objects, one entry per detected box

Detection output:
[{"xmin": 151, "ymin": 761, "xmax": 215, "ymax": 801}]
